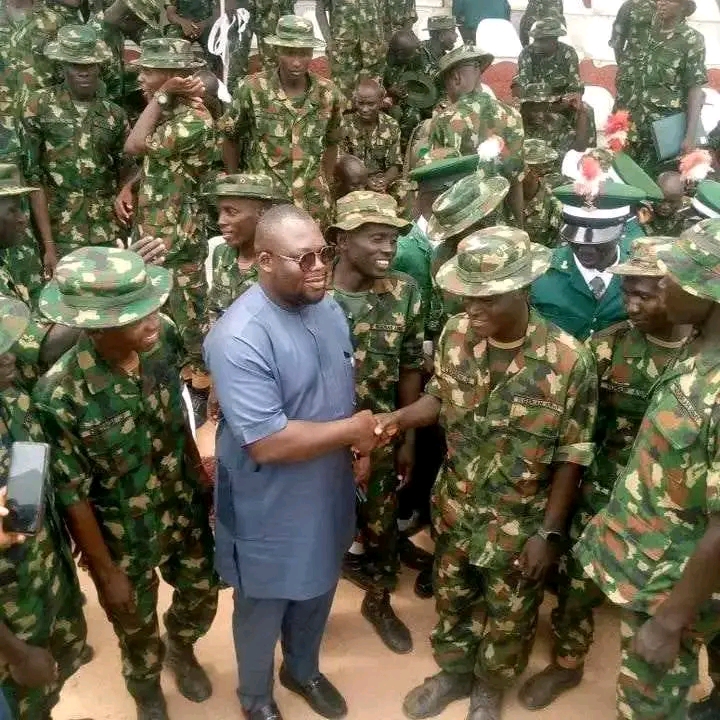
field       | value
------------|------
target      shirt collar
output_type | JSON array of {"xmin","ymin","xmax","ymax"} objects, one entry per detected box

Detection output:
[{"xmin": 572, "ymin": 247, "xmax": 620, "ymax": 288}]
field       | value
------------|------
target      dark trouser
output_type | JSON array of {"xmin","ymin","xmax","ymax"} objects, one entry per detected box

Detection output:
[
  {"xmin": 708, "ymin": 633, "xmax": 720, "ymax": 685},
  {"xmin": 232, "ymin": 585, "xmax": 337, "ymax": 711}
]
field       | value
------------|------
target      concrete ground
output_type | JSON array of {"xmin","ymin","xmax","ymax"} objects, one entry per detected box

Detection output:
[{"xmin": 55, "ymin": 563, "xmax": 712, "ymax": 720}]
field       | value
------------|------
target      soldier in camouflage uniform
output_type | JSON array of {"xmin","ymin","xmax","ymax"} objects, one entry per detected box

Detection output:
[
  {"xmin": 315, "ymin": 0, "xmax": 386, "ymax": 100},
  {"xmin": 426, "ymin": 44, "xmax": 525, "ymax": 226},
  {"xmin": 522, "ymin": 139, "xmax": 563, "ymax": 248},
  {"xmin": 383, "ymin": 0, "xmax": 417, "ymax": 39},
  {"xmin": 375, "ymin": 227, "xmax": 597, "ymax": 720},
  {"xmin": 518, "ymin": 0, "xmax": 564, "ymax": 46},
  {"xmin": 627, "ymin": 0, "xmax": 706, "ymax": 175},
  {"xmin": 329, "ymin": 191, "xmax": 423, "ymax": 654},
  {"xmin": 165, "ymin": 0, "xmax": 217, "ymax": 57},
  {"xmin": 638, "ymin": 171, "xmax": 695, "ymax": 237},
  {"xmin": 221, "ymin": 16, "xmax": 345, "ymax": 230},
  {"xmin": 575, "ymin": 218, "xmax": 720, "ymax": 720},
  {"xmin": 520, "ymin": 236, "xmax": 692, "ymax": 710},
  {"xmin": 21, "ymin": 25, "xmax": 129, "ymax": 274},
  {"xmin": 420, "ymin": 16, "xmax": 457, "ymax": 74},
  {"xmin": 122, "ymin": 38, "xmax": 217, "ymax": 399},
  {"xmin": 342, "ymin": 79, "xmax": 403, "ymax": 204},
  {"xmin": 34, "ymin": 247, "xmax": 219, "ymax": 720},
  {"xmin": 0, "ymin": 295, "xmax": 89, "ymax": 720}
]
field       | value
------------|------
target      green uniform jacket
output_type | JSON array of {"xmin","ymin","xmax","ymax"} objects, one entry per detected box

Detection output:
[{"xmin": 207, "ymin": 242, "xmax": 258, "ymax": 327}]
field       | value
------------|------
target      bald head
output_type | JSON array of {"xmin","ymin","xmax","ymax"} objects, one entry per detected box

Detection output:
[
  {"xmin": 255, "ymin": 204, "xmax": 318, "ymax": 254},
  {"xmin": 355, "ymin": 78, "xmax": 383, "ymax": 98},
  {"xmin": 658, "ymin": 171, "xmax": 685, "ymax": 199},
  {"xmin": 389, "ymin": 30, "xmax": 420, "ymax": 62},
  {"xmin": 334, "ymin": 155, "xmax": 369, "ymax": 198}
]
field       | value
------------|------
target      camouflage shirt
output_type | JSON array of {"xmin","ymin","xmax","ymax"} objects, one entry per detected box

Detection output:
[
  {"xmin": 21, "ymin": 84, "xmax": 128, "ymax": 253},
  {"xmin": 523, "ymin": 178, "xmax": 563, "ymax": 248},
  {"xmin": 427, "ymin": 308, "xmax": 597, "ymax": 569},
  {"xmin": 426, "ymin": 90, "xmax": 525, "ymax": 182},
  {"xmin": 207, "ymin": 242, "xmax": 258, "ymax": 326},
  {"xmin": 168, "ymin": 0, "xmax": 216, "ymax": 21},
  {"xmin": 576, "ymin": 336, "xmax": 720, "ymax": 616},
  {"xmin": 517, "ymin": 42, "xmax": 582, "ymax": 96},
  {"xmin": 341, "ymin": 111, "xmax": 402, "ymax": 177},
  {"xmin": 643, "ymin": 197, "xmax": 696, "ymax": 238},
  {"xmin": 329, "ymin": 272, "xmax": 424, "ymax": 414},
  {"xmin": 135, "ymin": 101, "xmax": 217, "ymax": 265},
  {"xmin": 221, "ymin": 70, "xmax": 345, "ymax": 228},
  {"xmin": 33, "ymin": 322, "xmax": 206, "ymax": 576},
  {"xmin": 523, "ymin": 103, "xmax": 597, "ymax": 159}
]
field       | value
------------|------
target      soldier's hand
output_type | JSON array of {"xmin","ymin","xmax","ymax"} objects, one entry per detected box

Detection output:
[
  {"xmin": 373, "ymin": 412, "xmax": 400, "ymax": 447},
  {"xmin": 348, "ymin": 410, "xmax": 380, "ymax": 456},
  {"xmin": 115, "ymin": 185, "xmax": 134, "ymax": 225},
  {"xmin": 129, "ymin": 236, "xmax": 167, "ymax": 266},
  {"xmin": 162, "ymin": 76, "xmax": 205, "ymax": 100},
  {"xmin": 43, "ymin": 245, "xmax": 58, "ymax": 279},
  {"xmin": 9, "ymin": 644, "xmax": 57, "ymax": 688},
  {"xmin": 632, "ymin": 616, "xmax": 682, "ymax": 668},
  {"xmin": 395, "ymin": 439, "xmax": 413, "ymax": 490},
  {"xmin": 95, "ymin": 565, "xmax": 136, "ymax": 618},
  {"xmin": 517, "ymin": 534, "xmax": 557, "ymax": 581},
  {"xmin": 0, "ymin": 487, "xmax": 26, "ymax": 549}
]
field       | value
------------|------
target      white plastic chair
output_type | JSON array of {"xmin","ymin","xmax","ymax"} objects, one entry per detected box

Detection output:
[
  {"xmin": 475, "ymin": 19, "xmax": 522, "ymax": 61},
  {"xmin": 582, "ymin": 85, "xmax": 615, "ymax": 133},
  {"xmin": 205, "ymin": 235, "xmax": 224, "ymax": 289}
]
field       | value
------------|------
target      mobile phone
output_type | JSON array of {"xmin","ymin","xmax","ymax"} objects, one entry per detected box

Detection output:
[{"xmin": 4, "ymin": 441, "xmax": 50, "ymax": 536}]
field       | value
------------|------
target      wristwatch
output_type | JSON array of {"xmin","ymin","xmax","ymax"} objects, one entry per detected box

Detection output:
[
  {"xmin": 536, "ymin": 528, "xmax": 564, "ymax": 542},
  {"xmin": 154, "ymin": 90, "xmax": 170, "ymax": 108}
]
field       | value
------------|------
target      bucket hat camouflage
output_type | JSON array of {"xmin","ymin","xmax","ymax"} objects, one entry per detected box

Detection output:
[
  {"xmin": 39, "ymin": 247, "xmax": 172, "ymax": 329},
  {"xmin": 398, "ymin": 71, "xmax": 438, "ymax": 110},
  {"xmin": 0, "ymin": 296, "xmax": 30, "ymax": 356},
  {"xmin": 45, "ymin": 24, "xmax": 113, "ymax": 65},
  {"xmin": 611, "ymin": 236, "xmax": 673, "ymax": 277},
  {"xmin": 427, "ymin": 173, "xmax": 510, "ymax": 243},
  {"xmin": 0, "ymin": 164, "xmax": 37, "ymax": 197},
  {"xmin": 214, "ymin": 173, "xmax": 285, "ymax": 201},
  {"xmin": 330, "ymin": 191, "xmax": 410, "ymax": 232},
  {"xmin": 437, "ymin": 44, "xmax": 494, "ymax": 80},
  {"xmin": 427, "ymin": 15, "xmax": 456, "ymax": 31},
  {"xmin": 529, "ymin": 17, "xmax": 566, "ymax": 39},
  {"xmin": 656, "ymin": 219, "xmax": 720, "ymax": 304},
  {"xmin": 265, "ymin": 15, "xmax": 325, "ymax": 49},
  {"xmin": 436, "ymin": 226, "xmax": 551, "ymax": 297},
  {"xmin": 119, "ymin": 0, "xmax": 162, "ymax": 28},
  {"xmin": 131, "ymin": 38, "xmax": 203, "ymax": 70},
  {"xmin": 524, "ymin": 138, "xmax": 558, "ymax": 166}
]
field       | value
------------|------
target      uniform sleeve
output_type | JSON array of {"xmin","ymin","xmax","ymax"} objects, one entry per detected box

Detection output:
[
  {"xmin": 610, "ymin": 0, "xmax": 632, "ymax": 52},
  {"xmin": 219, "ymin": 78, "xmax": 253, "ymax": 142},
  {"xmin": 498, "ymin": 103, "xmax": 525, "ymax": 182},
  {"xmin": 325, "ymin": 85, "xmax": 346, "ymax": 146},
  {"xmin": 564, "ymin": 46, "xmax": 583, "ymax": 94},
  {"xmin": 707, "ymin": 416, "xmax": 720, "ymax": 514},
  {"xmin": 207, "ymin": 244, "xmax": 225, "ymax": 327},
  {"xmin": 553, "ymin": 348, "xmax": 598, "ymax": 466},
  {"xmin": 516, "ymin": 48, "xmax": 533, "ymax": 88},
  {"xmin": 19, "ymin": 92, "xmax": 43, "ymax": 185},
  {"xmin": 425, "ymin": 319, "xmax": 453, "ymax": 400},
  {"xmin": 109, "ymin": 105, "xmax": 130, "ymax": 176},
  {"xmin": 682, "ymin": 32, "xmax": 707, "ymax": 91},
  {"xmin": 400, "ymin": 280, "xmax": 424, "ymax": 370},
  {"xmin": 146, "ymin": 110, "xmax": 212, "ymax": 158}
]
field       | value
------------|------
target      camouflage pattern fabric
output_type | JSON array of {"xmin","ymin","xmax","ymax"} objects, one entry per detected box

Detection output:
[
  {"xmin": 0, "ymin": 384, "xmax": 88, "ymax": 720},
  {"xmin": 383, "ymin": 0, "xmax": 417, "ymax": 38},
  {"xmin": 330, "ymin": 272, "xmax": 423, "ymax": 587},
  {"xmin": 169, "ymin": 0, "xmax": 215, "ymax": 22},
  {"xmin": 207, "ymin": 243, "xmax": 258, "ymax": 326},
  {"xmin": 517, "ymin": 42, "xmax": 582, "ymax": 96},
  {"xmin": 33, "ymin": 325, "xmax": 218, "ymax": 696},
  {"xmin": 250, "ymin": 0, "xmax": 295, "ymax": 68},
  {"xmin": 222, "ymin": 70, "xmax": 345, "ymax": 229},
  {"xmin": 522, "ymin": 103, "xmax": 597, "ymax": 163},
  {"xmin": 341, "ymin": 111, "xmax": 403, "ymax": 178},
  {"xmin": 518, "ymin": 0, "xmax": 564, "ymax": 46},
  {"xmin": 21, "ymin": 84, "xmax": 129, "ymax": 259},
  {"xmin": 523, "ymin": 178, "xmax": 563, "ymax": 248},
  {"xmin": 426, "ymin": 91, "xmax": 525, "ymax": 182},
  {"xmin": 426, "ymin": 309, "xmax": 596, "ymax": 683}
]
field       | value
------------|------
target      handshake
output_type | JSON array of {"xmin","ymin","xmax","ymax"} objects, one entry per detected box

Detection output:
[{"xmin": 346, "ymin": 409, "xmax": 401, "ymax": 456}]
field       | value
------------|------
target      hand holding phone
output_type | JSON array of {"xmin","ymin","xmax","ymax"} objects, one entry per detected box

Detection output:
[
  {"xmin": 0, "ymin": 488, "xmax": 26, "ymax": 548},
  {"xmin": 4, "ymin": 441, "xmax": 50, "ymax": 536}
]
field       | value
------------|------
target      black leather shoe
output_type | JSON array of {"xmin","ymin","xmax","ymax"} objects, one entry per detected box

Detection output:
[
  {"xmin": 399, "ymin": 537, "xmax": 434, "ymax": 571},
  {"xmin": 361, "ymin": 590, "xmax": 413, "ymax": 654},
  {"xmin": 341, "ymin": 552, "xmax": 376, "ymax": 592},
  {"xmin": 414, "ymin": 567, "xmax": 433, "ymax": 599},
  {"xmin": 279, "ymin": 664, "xmax": 347, "ymax": 719},
  {"xmin": 467, "ymin": 680, "xmax": 503, "ymax": 720},
  {"xmin": 243, "ymin": 702, "xmax": 283, "ymax": 720},
  {"xmin": 403, "ymin": 671, "xmax": 473, "ymax": 719},
  {"xmin": 689, "ymin": 688, "xmax": 720, "ymax": 720},
  {"xmin": 164, "ymin": 634, "xmax": 212, "ymax": 702},
  {"xmin": 134, "ymin": 686, "xmax": 169, "ymax": 720},
  {"xmin": 518, "ymin": 663, "xmax": 583, "ymax": 710}
]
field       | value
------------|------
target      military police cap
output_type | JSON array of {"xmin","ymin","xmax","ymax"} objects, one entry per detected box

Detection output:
[
  {"xmin": 265, "ymin": 15, "xmax": 325, "ymax": 49},
  {"xmin": 409, "ymin": 153, "xmax": 479, "ymax": 192},
  {"xmin": 657, "ymin": 218, "xmax": 720, "ymax": 303},
  {"xmin": 524, "ymin": 139, "xmax": 559, "ymax": 166},
  {"xmin": 529, "ymin": 17, "xmax": 566, "ymax": 39},
  {"xmin": 0, "ymin": 296, "xmax": 29, "ymax": 356},
  {"xmin": 398, "ymin": 71, "xmax": 438, "ymax": 110},
  {"xmin": 691, "ymin": 179, "xmax": 720, "ymax": 219},
  {"xmin": 437, "ymin": 44, "xmax": 494, "ymax": 80},
  {"xmin": 45, "ymin": 24, "xmax": 113, "ymax": 65},
  {"xmin": 554, "ymin": 181, "xmax": 646, "ymax": 229},
  {"xmin": 612, "ymin": 152, "xmax": 664, "ymax": 202},
  {"xmin": 611, "ymin": 236, "xmax": 673, "ymax": 277},
  {"xmin": 214, "ymin": 173, "xmax": 285, "ymax": 201},
  {"xmin": 330, "ymin": 191, "xmax": 410, "ymax": 232},
  {"xmin": 427, "ymin": 15, "xmax": 456, "ymax": 32},
  {"xmin": 435, "ymin": 226, "xmax": 551, "ymax": 297},
  {"xmin": 39, "ymin": 247, "xmax": 172, "ymax": 330},
  {"xmin": 131, "ymin": 38, "xmax": 203, "ymax": 69},
  {"xmin": 0, "ymin": 164, "xmax": 37, "ymax": 197}
]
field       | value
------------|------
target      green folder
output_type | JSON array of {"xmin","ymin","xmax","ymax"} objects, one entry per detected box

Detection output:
[{"xmin": 651, "ymin": 112, "xmax": 708, "ymax": 161}]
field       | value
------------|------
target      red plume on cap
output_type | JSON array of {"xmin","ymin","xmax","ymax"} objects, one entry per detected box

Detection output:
[
  {"xmin": 573, "ymin": 155, "xmax": 603, "ymax": 199},
  {"xmin": 679, "ymin": 149, "xmax": 713, "ymax": 181},
  {"xmin": 603, "ymin": 110, "xmax": 630, "ymax": 153}
]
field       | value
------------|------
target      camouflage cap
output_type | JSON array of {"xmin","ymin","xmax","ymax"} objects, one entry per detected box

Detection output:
[
  {"xmin": 524, "ymin": 138, "xmax": 559, "ymax": 166},
  {"xmin": 428, "ymin": 174, "xmax": 510, "ymax": 243},
  {"xmin": 656, "ymin": 219, "xmax": 720, "ymax": 304},
  {"xmin": 265, "ymin": 15, "xmax": 325, "ymax": 49},
  {"xmin": 39, "ymin": 247, "xmax": 172, "ymax": 329},
  {"xmin": 519, "ymin": 81, "xmax": 561, "ymax": 104},
  {"xmin": 45, "ymin": 24, "xmax": 113, "ymax": 65},
  {"xmin": 437, "ymin": 44, "xmax": 494, "ymax": 80},
  {"xmin": 330, "ymin": 191, "xmax": 410, "ymax": 232},
  {"xmin": 611, "ymin": 236, "xmax": 673, "ymax": 277},
  {"xmin": 131, "ymin": 37, "xmax": 203, "ymax": 70},
  {"xmin": 112, "ymin": 0, "xmax": 161, "ymax": 29},
  {"xmin": 0, "ymin": 164, "xmax": 37, "ymax": 197},
  {"xmin": 398, "ymin": 70, "xmax": 438, "ymax": 110},
  {"xmin": 0, "ymin": 296, "xmax": 30, "ymax": 356},
  {"xmin": 427, "ymin": 15, "xmax": 456, "ymax": 31},
  {"xmin": 436, "ymin": 226, "xmax": 551, "ymax": 297},
  {"xmin": 214, "ymin": 173, "xmax": 285, "ymax": 201},
  {"xmin": 529, "ymin": 17, "xmax": 566, "ymax": 39},
  {"xmin": 691, "ymin": 179, "xmax": 720, "ymax": 219}
]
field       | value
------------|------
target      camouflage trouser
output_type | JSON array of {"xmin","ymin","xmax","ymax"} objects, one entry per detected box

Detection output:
[
  {"xmin": 617, "ymin": 608, "xmax": 720, "ymax": 720},
  {"xmin": 166, "ymin": 261, "xmax": 210, "ymax": 389},
  {"xmin": 0, "ymin": 232, "xmax": 43, "ymax": 308},
  {"xmin": 431, "ymin": 529, "xmax": 544, "ymax": 687},
  {"xmin": 104, "ymin": 519, "xmax": 219, "ymax": 697},
  {"xmin": 0, "ymin": 571, "xmax": 88, "ymax": 719},
  {"xmin": 358, "ymin": 447, "xmax": 400, "ymax": 590},
  {"xmin": 551, "ymin": 549, "xmax": 606, "ymax": 665},
  {"xmin": 253, "ymin": 0, "xmax": 295, "ymax": 69},
  {"xmin": 330, "ymin": 23, "xmax": 386, "ymax": 100},
  {"xmin": 383, "ymin": 0, "xmax": 417, "ymax": 39}
]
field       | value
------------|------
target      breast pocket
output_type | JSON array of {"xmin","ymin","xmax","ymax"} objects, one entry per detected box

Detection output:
[
  {"xmin": 42, "ymin": 119, "xmax": 75, "ymax": 152},
  {"xmin": 256, "ymin": 112, "xmax": 289, "ymax": 168},
  {"xmin": 79, "ymin": 410, "xmax": 145, "ymax": 479},
  {"xmin": 509, "ymin": 395, "xmax": 563, "ymax": 466},
  {"xmin": 366, "ymin": 323, "xmax": 403, "ymax": 383}
]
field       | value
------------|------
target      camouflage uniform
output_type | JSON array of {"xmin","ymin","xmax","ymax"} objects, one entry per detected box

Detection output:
[
  {"xmin": 523, "ymin": 179, "xmax": 563, "ymax": 248},
  {"xmin": 250, "ymin": 0, "xmax": 295, "ymax": 68},
  {"xmin": 427, "ymin": 231, "xmax": 596, "ymax": 686},
  {"xmin": 517, "ymin": 43, "xmax": 582, "ymax": 97},
  {"xmin": 0, "ymin": 297, "xmax": 88, "ymax": 720},
  {"xmin": 575, "ymin": 222, "xmax": 720, "ymax": 719},
  {"xmin": 519, "ymin": 0, "xmax": 564, "ymax": 46},
  {"xmin": 643, "ymin": 197, "xmax": 695, "ymax": 237},
  {"xmin": 207, "ymin": 244, "xmax": 258, "ymax": 326},
  {"xmin": 222, "ymin": 69, "xmax": 345, "ymax": 229},
  {"xmin": 21, "ymin": 83, "xmax": 128, "ymax": 259},
  {"xmin": 33, "ymin": 249, "xmax": 218, "ymax": 700},
  {"xmin": 383, "ymin": 0, "xmax": 417, "ymax": 39}
]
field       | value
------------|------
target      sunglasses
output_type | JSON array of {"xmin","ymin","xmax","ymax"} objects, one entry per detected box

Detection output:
[{"xmin": 271, "ymin": 246, "xmax": 336, "ymax": 272}]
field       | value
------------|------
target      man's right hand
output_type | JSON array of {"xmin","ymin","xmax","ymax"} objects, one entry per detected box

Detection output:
[
  {"xmin": 162, "ymin": 76, "xmax": 205, "ymax": 100},
  {"xmin": 129, "ymin": 236, "xmax": 167, "ymax": 266},
  {"xmin": 9, "ymin": 643, "xmax": 57, "ymax": 688},
  {"xmin": 114, "ymin": 184, "xmax": 134, "ymax": 225},
  {"xmin": 0, "ymin": 487, "xmax": 25, "ymax": 549},
  {"xmin": 95, "ymin": 565, "xmax": 136, "ymax": 617},
  {"xmin": 348, "ymin": 410, "xmax": 381, "ymax": 455}
]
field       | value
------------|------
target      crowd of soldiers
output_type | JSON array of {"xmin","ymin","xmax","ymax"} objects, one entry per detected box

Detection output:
[{"xmin": 2, "ymin": 0, "xmax": 720, "ymax": 719}]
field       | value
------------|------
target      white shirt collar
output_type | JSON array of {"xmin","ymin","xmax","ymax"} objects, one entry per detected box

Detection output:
[{"xmin": 572, "ymin": 247, "xmax": 620, "ymax": 290}]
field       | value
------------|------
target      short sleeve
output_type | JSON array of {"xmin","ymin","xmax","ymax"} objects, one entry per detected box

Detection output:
[
  {"xmin": 146, "ymin": 109, "xmax": 212, "ymax": 158},
  {"xmin": 400, "ymin": 280, "xmax": 424, "ymax": 370},
  {"xmin": 325, "ymin": 84, "xmax": 346, "ymax": 146},
  {"xmin": 682, "ymin": 32, "xmax": 707, "ymax": 91}
]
